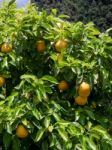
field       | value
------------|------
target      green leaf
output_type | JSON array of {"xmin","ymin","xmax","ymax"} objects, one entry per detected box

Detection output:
[
  {"xmin": 39, "ymin": 84, "xmax": 47, "ymax": 100},
  {"xmin": 50, "ymin": 134, "xmax": 62, "ymax": 150},
  {"xmin": 35, "ymin": 89, "xmax": 42, "ymax": 102},
  {"xmin": 45, "ymin": 87, "xmax": 52, "ymax": 94},
  {"xmin": 90, "ymin": 27, "xmax": 101, "ymax": 35},
  {"xmin": 0, "ymin": 101, "xmax": 5, "ymax": 105},
  {"xmin": 12, "ymin": 136, "xmax": 20, "ymax": 150},
  {"xmin": 35, "ymin": 128, "xmax": 45, "ymax": 142},
  {"xmin": 85, "ymin": 109, "xmax": 95, "ymax": 120},
  {"xmin": 51, "ymin": 9, "xmax": 57, "ymax": 16},
  {"xmin": 51, "ymin": 101, "xmax": 61, "ymax": 110},
  {"xmin": 67, "ymin": 123, "xmax": 84, "ymax": 137},
  {"xmin": 41, "ymin": 140, "xmax": 48, "ymax": 150},
  {"xmin": 9, "ymin": 52, "xmax": 16, "ymax": 64},
  {"xmin": 90, "ymin": 133, "xmax": 100, "ymax": 142},
  {"xmin": 44, "ymin": 116, "xmax": 51, "ymax": 128},
  {"xmin": 0, "ymin": 124, "xmax": 3, "ymax": 133},
  {"xmin": 91, "ymin": 125, "xmax": 110, "ymax": 140},
  {"xmin": 32, "ymin": 109, "xmax": 42, "ymax": 120},
  {"xmin": 49, "ymin": 133, "xmax": 56, "ymax": 147},
  {"xmin": 42, "ymin": 75, "xmax": 58, "ymax": 84},
  {"xmin": 8, "ymin": 0, "xmax": 16, "ymax": 7},
  {"xmin": 66, "ymin": 141, "xmax": 73, "ymax": 150},
  {"xmin": 57, "ymin": 120, "xmax": 70, "ymax": 127},
  {"xmin": 15, "ymin": 80, "xmax": 25, "ymax": 90},
  {"xmin": 2, "ymin": 57, "xmax": 8, "ymax": 68},
  {"xmin": 6, "ymin": 123, "xmax": 12, "ymax": 134},
  {"xmin": 6, "ymin": 92, "xmax": 18, "ymax": 106},
  {"xmin": 53, "ymin": 113, "xmax": 61, "ymax": 121},
  {"xmin": 20, "ymin": 74, "xmax": 38, "ymax": 82},
  {"xmin": 87, "ymin": 138, "xmax": 97, "ymax": 150},
  {"xmin": 3, "ymin": 132, "xmax": 12, "ymax": 150},
  {"xmin": 57, "ymin": 128, "xmax": 68, "ymax": 142},
  {"xmin": 82, "ymin": 136, "xmax": 96, "ymax": 150},
  {"xmin": 22, "ymin": 118, "xmax": 29, "ymax": 126}
]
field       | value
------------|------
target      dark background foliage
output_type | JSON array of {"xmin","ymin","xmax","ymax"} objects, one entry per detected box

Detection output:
[{"xmin": 31, "ymin": 0, "xmax": 112, "ymax": 32}]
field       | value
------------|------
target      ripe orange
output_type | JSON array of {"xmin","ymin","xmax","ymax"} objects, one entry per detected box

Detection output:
[
  {"xmin": 78, "ymin": 82, "xmax": 91, "ymax": 98},
  {"xmin": 58, "ymin": 80, "xmax": 69, "ymax": 91},
  {"xmin": 0, "ymin": 76, "xmax": 5, "ymax": 87},
  {"xmin": 1, "ymin": 43, "xmax": 12, "ymax": 53},
  {"xmin": 75, "ymin": 96, "xmax": 88, "ymax": 106},
  {"xmin": 55, "ymin": 39, "xmax": 68, "ymax": 52},
  {"xmin": 16, "ymin": 125, "xmax": 28, "ymax": 139},
  {"xmin": 36, "ymin": 40, "xmax": 46, "ymax": 52}
]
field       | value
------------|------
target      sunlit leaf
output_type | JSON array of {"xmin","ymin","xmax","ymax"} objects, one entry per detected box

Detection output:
[
  {"xmin": 57, "ymin": 128, "xmax": 68, "ymax": 142},
  {"xmin": 35, "ymin": 128, "xmax": 45, "ymax": 142}
]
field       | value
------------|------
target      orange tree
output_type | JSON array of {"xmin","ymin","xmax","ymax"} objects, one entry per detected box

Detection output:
[{"xmin": 0, "ymin": 1, "xmax": 112, "ymax": 150}]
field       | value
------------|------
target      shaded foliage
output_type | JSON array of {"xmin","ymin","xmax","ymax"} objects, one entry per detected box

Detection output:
[{"xmin": 32, "ymin": 0, "xmax": 112, "ymax": 32}]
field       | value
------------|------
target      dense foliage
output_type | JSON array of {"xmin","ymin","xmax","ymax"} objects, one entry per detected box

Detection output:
[
  {"xmin": 32, "ymin": 0, "xmax": 112, "ymax": 32},
  {"xmin": 0, "ymin": 1, "xmax": 112, "ymax": 149}
]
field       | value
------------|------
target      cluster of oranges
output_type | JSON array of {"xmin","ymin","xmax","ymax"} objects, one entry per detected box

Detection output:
[
  {"xmin": 0, "ymin": 39, "xmax": 67, "ymax": 88},
  {"xmin": 0, "ymin": 38, "xmax": 68, "ymax": 54},
  {"xmin": 0, "ymin": 39, "xmax": 68, "ymax": 55},
  {"xmin": 0, "ymin": 40, "xmax": 94, "ymax": 140},
  {"xmin": 58, "ymin": 80, "xmax": 91, "ymax": 106},
  {"xmin": 15, "ymin": 83, "xmax": 93, "ymax": 139},
  {"xmin": 0, "ymin": 39, "xmax": 68, "ymax": 139},
  {"xmin": 75, "ymin": 82, "xmax": 91, "ymax": 106},
  {"xmin": 36, "ymin": 39, "xmax": 68, "ymax": 53},
  {"xmin": 0, "ymin": 43, "xmax": 13, "ymax": 87},
  {"xmin": 0, "ymin": 43, "xmax": 28, "ymax": 139},
  {"xmin": 0, "ymin": 39, "xmax": 91, "ymax": 138}
]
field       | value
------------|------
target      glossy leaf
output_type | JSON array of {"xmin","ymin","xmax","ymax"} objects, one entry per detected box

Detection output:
[{"xmin": 35, "ymin": 128, "xmax": 45, "ymax": 142}]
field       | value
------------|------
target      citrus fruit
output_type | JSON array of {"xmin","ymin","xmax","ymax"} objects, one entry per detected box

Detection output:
[
  {"xmin": 78, "ymin": 82, "xmax": 91, "ymax": 98},
  {"xmin": 55, "ymin": 39, "xmax": 68, "ymax": 52},
  {"xmin": 16, "ymin": 125, "xmax": 28, "ymax": 139},
  {"xmin": 58, "ymin": 80, "xmax": 69, "ymax": 91},
  {"xmin": 0, "ymin": 76, "xmax": 5, "ymax": 87},
  {"xmin": 75, "ymin": 96, "xmax": 88, "ymax": 105},
  {"xmin": 36, "ymin": 40, "xmax": 46, "ymax": 52},
  {"xmin": 1, "ymin": 43, "xmax": 12, "ymax": 53}
]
